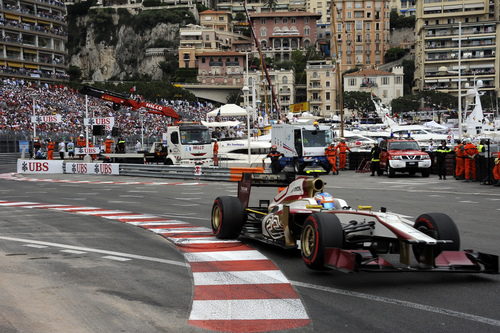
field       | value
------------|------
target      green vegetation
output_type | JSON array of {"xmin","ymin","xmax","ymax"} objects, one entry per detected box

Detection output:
[
  {"xmin": 343, "ymin": 91, "xmax": 375, "ymax": 115},
  {"xmin": 390, "ymin": 10, "xmax": 415, "ymax": 30},
  {"xmin": 401, "ymin": 59, "xmax": 415, "ymax": 95},
  {"xmin": 384, "ymin": 47, "xmax": 408, "ymax": 63},
  {"xmin": 391, "ymin": 91, "xmax": 457, "ymax": 113},
  {"xmin": 143, "ymin": 0, "xmax": 166, "ymax": 7},
  {"xmin": 88, "ymin": 8, "xmax": 116, "ymax": 44},
  {"xmin": 67, "ymin": 65, "xmax": 82, "ymax": 82},
  {"xmin": 126, "ymin": 8, "xmax": 195, "ymax": 33}
]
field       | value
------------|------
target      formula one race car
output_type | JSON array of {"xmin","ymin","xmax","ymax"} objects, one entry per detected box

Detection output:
[{"xmin": 211, "ymin": 173, "xmax": 498, "ymax": 273}]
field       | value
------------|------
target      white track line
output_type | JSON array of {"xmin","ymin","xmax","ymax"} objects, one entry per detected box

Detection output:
[{"xmin": 292, "ymin": 281, "xmax": 500, "ymax": 328}]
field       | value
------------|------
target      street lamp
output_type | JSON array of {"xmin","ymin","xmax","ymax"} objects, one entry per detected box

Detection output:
[{"xmin": 242, "ymin": 85, "xmax": 251, "ymax": 164}]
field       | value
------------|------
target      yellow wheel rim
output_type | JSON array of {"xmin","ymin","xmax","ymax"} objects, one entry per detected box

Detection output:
[
  {"xmin": 302, "ymin": 224, "xmax": 316, "ymax": 257},
  {"xmin": 212, "ymin": 204, "xmax": 221, "ymax": 231}
]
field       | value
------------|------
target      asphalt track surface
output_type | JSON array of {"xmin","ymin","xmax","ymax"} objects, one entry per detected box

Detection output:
[{"xmin": 0, "ymin": 163, "xmax": 499, "ymax": 333}]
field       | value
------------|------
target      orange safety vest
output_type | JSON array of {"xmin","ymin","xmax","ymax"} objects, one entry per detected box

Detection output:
[
  {"xmin": 47, "ymin": 142, "xmax": 55, "ymax": 150},
  {"xmin": 325, "ymin": 146, "xmax": 337, "ymax": 157},
  {"xmin": 213, "ymin": 142, "xmax": 219, "ymax": 154},
  {"xmin": 454, "ymin": 144, "xmax": 465, "ymax": 157},
  {"xmin": 335, "ymin": 142, "xmax": 351, "ymax": 153},
  {"xmin": 464, "ymin": 143, "xmax": 478, "ymax": 157}
]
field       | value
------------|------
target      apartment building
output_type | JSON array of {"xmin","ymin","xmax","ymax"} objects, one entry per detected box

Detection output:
[
  {"xmin": 414, "ymin": 0, "xmax": 499, "ymax": 95},
  {"xmin": 249, "ymin": 11, "xmax": 321, "ymax": 62},
  {"xmin": 333, "ymin": 0, "xmax": 391, "ymax": 71},
  {"xmin": 178, "ymin": 10, "xmax": 251, "ymax": 69},
  {"xmin": 390, "ymin": 0, "xmax": 416, "ymax": 16},
  {"xmin": 0, "ymin": 0, "xmax": 68, "ymax": 82},
  {"xmin": 305, "ymin": 59, "xmax": 338, "ymax": 116},
  {"xmin": 344, "ymin": 67, "xmax": 404, "ymax": 106},
  {"xmin": 247, "ymin": 68, "xmax": 295, "ymax": 112},
  {"xmin": 196, "ymin": 51, "xmax": 245, "ymax": 85}
]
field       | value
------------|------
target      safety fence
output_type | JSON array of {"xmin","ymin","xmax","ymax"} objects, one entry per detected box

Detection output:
[
  {"xmin": 0, "ymin": 153, "xmax": 21, "ymax": 164},
  {"xmin": 119, "ymin": 164, "xmax": 264, "ymax": 182}
]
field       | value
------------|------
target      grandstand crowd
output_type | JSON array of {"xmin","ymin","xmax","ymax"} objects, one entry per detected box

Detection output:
[{"xmin": 0, "ymin": 79, "xmax": 217, "ymax": 138}]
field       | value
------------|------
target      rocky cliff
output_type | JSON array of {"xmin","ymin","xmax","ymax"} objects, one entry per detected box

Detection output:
[{"xmin": 68, "ymin": 6, "xmax": 195, "ymax": 82}]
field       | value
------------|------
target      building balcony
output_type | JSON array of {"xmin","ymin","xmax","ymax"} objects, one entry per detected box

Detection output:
[
  {"xmin": 309, "ymin": 98, "xmax": 322, "ymax": 104},
  {"xmin": 225, "ymin": 61, "xmax": 240, "ymax": 66},
  {"xmin": 360, "ymin": 82, "xmax": 377, "ymax": 88},
  {"xmin": 309, "ymin": 84, "xmax": 322, "ymax": 90},
  {"xmin": 209, "ymin": 61, "xmax": 224, "ymax": 66}
]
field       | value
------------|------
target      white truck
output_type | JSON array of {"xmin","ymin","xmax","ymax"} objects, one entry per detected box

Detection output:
[
  {"xmin": 102, "ymin": 123, "xmax": 214, "ymax": 165},
  {"xmin": 164, "ymin": 123, "xmax": 213, "ymax": 166},
  {"xmin": 271, "ymin": 123, "xmax": 335, "ymax": 174}
]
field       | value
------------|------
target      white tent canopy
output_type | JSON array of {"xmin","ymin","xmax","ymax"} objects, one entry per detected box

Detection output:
[
  {"xmin": 201, "ymin": 120, "xmax": 242, "ymax": 128},
  {"xmin": 207, "ymin": 104, "xmax": 248, "ymax": 117}
]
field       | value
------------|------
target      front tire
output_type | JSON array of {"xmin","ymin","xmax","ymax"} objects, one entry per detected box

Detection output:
[
  {"xmin": 211, "ymin": 196, "xmax": 244, "ymax": 239},
  {"xmin": 301, "ymin": 213, "xmax": 344, "ymax": 270},
  {"xmin": 421, "ymin": 169, "xmax": 430, "ymax": 177},
  {"xmin": 412, "ymin": 212, "xmax": 460, "ymax": 262},
  {"xmin": 388, "ymin": 166, "xmax": 396, "ymax": 178}
]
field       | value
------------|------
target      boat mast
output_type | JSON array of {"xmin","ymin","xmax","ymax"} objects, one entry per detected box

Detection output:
[{"xmin": 331, "ymin": 1, "xmax": 345, "ymax": 137}]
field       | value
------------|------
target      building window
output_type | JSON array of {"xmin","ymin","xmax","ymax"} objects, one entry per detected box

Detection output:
[
  {"xmin": 326, "ymin": 81, "xmax": 330, "ymax": 87},
  {"xmin": 395, "ymin": 76, "xmax": 402, "ymax": 84},
  {"xmin": 382, "ymin": 77, "xmax": 389, "ymax": 85},
  {"xmin": 283, "ymin": 18, "xmax": 288, "ymax": 23},
  {"xmin": 313, "ymin": 72, "xmax": 318, "ymax": 78},
  {"xmin": 291, "ymin": 18, "xmax": 296, "ymax": 23},
  {"xmin": 261, "ymin": 18, "xmax": 266, "ymax": 24},
  {"xmin": 260, "ymin": 27, "xmax": 267, "ymax": 37},
  {"xmin": 219, "ymin": 16, "xmax": 224, "ymax": 21},
  {"xmin": 349, "ymin": 78, "xmax": 356, "ymax": 86},
  {"xmin": 202, "ymin": 57, "xmax": 205, "ymax": 63},
  {"xmin": 304, "ymin": 26, "xmax": 310, "ymax": 35},
  {"xmin": 326, "ymin": 92, "xmax": 330, "ymax": 100},
  {"xmin": 282, "ymin": 76, "xmax": 288, "ymax": 84}
]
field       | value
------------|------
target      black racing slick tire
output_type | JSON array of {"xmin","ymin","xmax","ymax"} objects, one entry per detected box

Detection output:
[
  {"xmin": 412, "ymin": 212, "xmax": 460, "ymax": 261},
  {"xmin": 211, "ymin": 196, "xmax": 244, "ymax": 239},
  {"xmin": 301, "ymin": 213, "xmax": 344, "ymax": 270}
]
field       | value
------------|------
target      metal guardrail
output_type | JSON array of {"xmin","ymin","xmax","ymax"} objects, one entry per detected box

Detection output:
[
  {"xmin": 119, "ymin": 164, "xmax": 264, "ymax": 182},
  {"xmin": 0, "ymin": 153, "xmax": 21, "ymax": 164}
]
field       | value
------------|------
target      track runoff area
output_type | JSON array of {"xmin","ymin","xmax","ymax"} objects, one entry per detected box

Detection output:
[{"xmin": 0, "ymin": 171, "xmax": 499, "ymax": 332}]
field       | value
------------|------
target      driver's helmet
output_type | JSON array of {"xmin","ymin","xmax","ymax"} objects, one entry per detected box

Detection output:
[
  {"xmin": 271, "ymin": 144, "xmax": 277, "ymax": 150},
  {"xmin": 314, "ymin": 192, "xmax": 335, "ymax": 210}
]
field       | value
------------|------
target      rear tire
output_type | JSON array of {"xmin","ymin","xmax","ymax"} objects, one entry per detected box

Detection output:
[
  {"xmin": 301, "ymin": 213, "xmax": 344, "ymax": 270},
  {"xmin": 211, "ymin": 196, "xmax": 244, "ymax": 239},
  {"xmin": 421, "ymin": 169, "xmax": 430, "ymax": 177},
  {"xmin": 412, "ymin": 212, "xmax": 460, "ymax": 261}
]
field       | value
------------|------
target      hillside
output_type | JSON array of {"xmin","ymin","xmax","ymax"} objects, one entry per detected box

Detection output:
[{"xmin": 67, "ymin": 2, "xmax": 195, "ymax": 82}]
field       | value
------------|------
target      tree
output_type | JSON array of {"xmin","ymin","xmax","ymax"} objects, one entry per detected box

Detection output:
[
  {"xmin": 417, "ymin": 91, "xmax": 457, "ymax": 110},
  {"xmin": 390, "ymin": 10, "xmax": 415, "ymax": 30},
  {"xmin": 264, "ymin": 0, "xmax": 277, "ymax": 11},
  {"xmin": 401, "ymin": 59, "xmax": 415, "ymax": 94},
  {"xmin": 391, "ymin": 95, "xmax": 420, "ymax": 113},
  {"xmin": 384, "ymin": 47, "xmax": 408, "ymax": 63},
  {"xmin": 234, "ymin": 12, "xmax": 246, "ymax": 22},
  {"xmin": 344, "ymin": 91, "xmax": 375, "ymax": 116},
  {"xmin": 67, "ymin": 65, "xmax": 82, "ymax": 82},
  {"xmin": 227, "ymin": 90, "xmax": 242, "ymax": 104}
]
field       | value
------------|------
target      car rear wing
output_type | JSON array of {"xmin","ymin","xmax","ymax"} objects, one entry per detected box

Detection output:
[{"xmin": 237, "ymin": 172, "xmax": 295, "ymax": 208}]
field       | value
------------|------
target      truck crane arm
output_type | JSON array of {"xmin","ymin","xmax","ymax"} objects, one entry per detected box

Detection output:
[{"xmin": 79, "ymin": 85, "xmax": 181, "ymax": 119}]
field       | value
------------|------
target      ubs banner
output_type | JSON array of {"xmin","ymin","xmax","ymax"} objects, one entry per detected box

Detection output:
[
  {"xmin": 17, "ymin": 160, "xmax": 64, "ymax": 174},
  {"xmin": 65, "ymin": 163, "xmax": 119, "ymax": 175}
]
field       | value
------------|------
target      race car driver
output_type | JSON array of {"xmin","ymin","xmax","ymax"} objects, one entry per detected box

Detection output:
[{"xmin": 314, "ymin": 192, "xmax": 335, "ymax": 210}]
